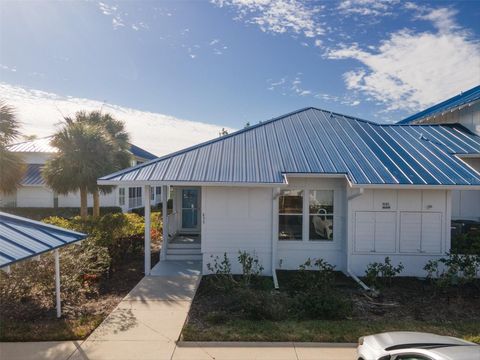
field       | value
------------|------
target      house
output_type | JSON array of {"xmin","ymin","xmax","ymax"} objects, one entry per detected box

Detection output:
[
  {"xmin": 398, "ymin": 85, "xmax": 480, "ymax": 221},
  {"xmin": 0, "ymin": 136, "xmax": 162, "ymax": 212},
  {"xmin": 98, "ymin": 107, "xmax": 480, "ymax": 280}
]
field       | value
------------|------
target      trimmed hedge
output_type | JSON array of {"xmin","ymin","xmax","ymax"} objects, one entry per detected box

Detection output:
[{"xmin": 1, "ymin": 207, "xmax": 122, "ymax": 220}]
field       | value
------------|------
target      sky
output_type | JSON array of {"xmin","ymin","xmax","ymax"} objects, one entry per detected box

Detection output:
[{"xmin": 1, "ymin": 0, "xmax": 479, "ymax": 153}]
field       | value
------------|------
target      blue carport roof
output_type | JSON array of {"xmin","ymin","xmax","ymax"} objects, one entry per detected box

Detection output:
[
  {"xmin": 98, "ymin": 108, "xmax": 480, "ymax": 187},
  {"xmin": 0, "ymin": 212, "xmax": 87, "ymax": 268}
]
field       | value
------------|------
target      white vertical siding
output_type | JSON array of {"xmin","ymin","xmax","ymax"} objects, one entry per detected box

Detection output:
[
  {"xmin": 16, "ymin": 187, "xmax": 54, "ymax": 207},
  {"xmin": 348, "ymin": 189, "xmax": 450, "ymax": 277},
  {"xmin": 202, "ymin": 186, "xmax": 273, "ymax": 274}
]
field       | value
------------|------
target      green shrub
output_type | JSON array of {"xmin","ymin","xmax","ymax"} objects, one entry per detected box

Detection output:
[
  {"xmin": 238, "ymin": 250, "xmax": 264, "ymax": 287},
  {"xmin": 424, "ymin": 253, "xmax": 480, "ymax": 290},
  {"xmin": 451, "ymin": 234, "xmax": 480, "ymax": 256},
  {"xmin": 294, "ymin": 289, "xmax": 352, "ymax": 320},
  {"xmin": 230, "ymin": 287, "xmax": 290, "ymax": 321},
  {"xmin": 1, "ymin": 207, "xmax": 121, "ymax": 220},
  {"xmin": 288, "ymin": 258, "xmax": 336, "ymax": 294},
  {"xmin": 364, "ymin": 257, "xmax": 404, "ymax": 288},
  {"xmin": 206, "ymin": 253, "xmax": 235, "ymax": 291}
]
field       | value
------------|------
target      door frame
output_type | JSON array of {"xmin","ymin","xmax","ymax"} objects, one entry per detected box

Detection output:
[{"xmin": 175, "ymin": 186, "xmax": 201, "ymax": 234}]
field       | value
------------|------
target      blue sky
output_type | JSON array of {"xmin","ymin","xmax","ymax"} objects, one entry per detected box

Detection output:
[{"xmin": 1, "ymin": 0, "xmax": 479, "ymax": 129}]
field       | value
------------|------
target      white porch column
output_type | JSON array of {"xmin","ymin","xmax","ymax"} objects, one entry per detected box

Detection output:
[
  {"xmin": 161, "ymin": 185, "xmax": 168, "ymax": 261},
  {"xmin": 144, "ymin": 185, "xmax": 151, "ymax": 275},
  {"xmin": 55, "ymin": 249, "xmax": 61, "ymax": 318}
]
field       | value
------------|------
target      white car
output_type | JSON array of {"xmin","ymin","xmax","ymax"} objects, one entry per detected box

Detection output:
[
  {"xmin": 357, "ymin": 331, "xmax": 480, "ymax": 360},
  {"xmin": 312, "ymin": 208, "xmax": 333, "ymax": 239}
]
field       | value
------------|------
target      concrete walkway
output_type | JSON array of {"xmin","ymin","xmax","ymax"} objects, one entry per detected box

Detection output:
[{"xmin": 0, "ymin": 260, "xmax": 356, "ymax": 359}]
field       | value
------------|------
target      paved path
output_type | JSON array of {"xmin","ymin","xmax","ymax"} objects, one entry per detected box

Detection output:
[{"xmin": 0, "ymin": 260, "xmax": 356, "ymax": 359}]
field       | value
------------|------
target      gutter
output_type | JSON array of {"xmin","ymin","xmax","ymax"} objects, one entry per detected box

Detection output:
[
  {"xmin": 271, "ymin": 187, "xmax": 280, "ymax": 289},
  {"xmin": 346, "ymin": 188, "xmax": 371, "ymax": 292}
]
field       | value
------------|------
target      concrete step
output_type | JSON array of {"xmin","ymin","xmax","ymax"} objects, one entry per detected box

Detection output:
[
  {"xmin": 167, "ymin": 248, "xmax": 201, "ymax": 255},
  {"xmin": 167, "ymin": 242, "xmax": 201, "ymax": 249},
  {"xmin": 165, "ymin": 253, "xmax": 202, "ymax": 261}
]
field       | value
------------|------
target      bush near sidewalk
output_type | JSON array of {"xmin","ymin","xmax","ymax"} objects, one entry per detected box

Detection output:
[{"xmin": 0, "ymin": 212, "xmax": 162, "ymax": 341}]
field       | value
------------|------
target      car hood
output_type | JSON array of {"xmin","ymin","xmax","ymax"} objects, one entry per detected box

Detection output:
[{"xmin": 370, "ymin": 332, "xmax": 473, "ymax": 350}]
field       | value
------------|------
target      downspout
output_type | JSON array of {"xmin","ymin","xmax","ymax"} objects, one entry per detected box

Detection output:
[
  {"xmin": 346, "ymin": 188, "xmax": 371, "ymax": 291},
  {"xmin": 271, "ymin": 187, "xmax": 280, "ymax": 289}
]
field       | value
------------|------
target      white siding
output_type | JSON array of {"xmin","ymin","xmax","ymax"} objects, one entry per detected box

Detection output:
[
  {"xmin": 419, "ymin": 101, "xmax": 480, "ymax": 135},
  {"xmin": 348, "ymin": 189, "xmax": 450, "ymax": 277},
  {"xmin": 16, "ymin": 186, "xmax": 53, "ymax": 207},
  {"xmin": 202, "ymin": 186, "xmax": 273, "ymax": 275}
]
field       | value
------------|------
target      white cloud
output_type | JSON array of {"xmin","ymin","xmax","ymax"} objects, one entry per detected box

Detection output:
[
  {"xmin": 0, "ymin": 83, "xmax": 234, "ymax": 156},
  {"xmin": 212, "ymin": 0, "xmax": 324, "ymax": 38},
  {"xmin": 97, "ymin": 1, "xmax": 148, "ymax": 31},
  {"xmin": 337, "ymin": 0, "xmax": 398, "ymax": 17},
  {"xmin": 327, "ymin": 6, "xmax": 480, "ymax": 112},
  {"xmin": 0, "ymin": 64, "xmax": 17, "ymax": 72}
]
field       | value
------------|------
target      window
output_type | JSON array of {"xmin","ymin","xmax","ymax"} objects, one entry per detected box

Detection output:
[
  {"xmin": 278, "ymin": 190, "xmax": 303, "ymax": 240},
  {"xmin": 156, "ymin": 187, "xmax": 162, "ymax": 195},
  {"xmin": 151, "ymin": 188, "xmax": 155, "ymax": 201},
  {"xmin": 128, "ymin": 187, "xmax": 142, "ymax": 208},
  {"xmin": 53, "ymin": 192, "xmax": 59, "ymax": 208},
  {"xmin": 309, "ymin": 190, "xmax": 334, "ymax": 240},
  {"xmin": 119, "ymin": 188, "xmax": 125, "ymax": 206}
]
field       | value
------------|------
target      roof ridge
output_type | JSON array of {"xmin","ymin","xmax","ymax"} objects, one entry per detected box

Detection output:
[{"xmin": 7, "ymin": 135, "xmax": 53, "ymax": 147}]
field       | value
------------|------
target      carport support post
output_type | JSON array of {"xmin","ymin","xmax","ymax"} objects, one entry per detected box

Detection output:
[
  {"xmin": 161, "ymin": 185, "xmax": 168, "ymax": 261},
  {"xmin": 144, "ymin": 185, "xmax": 151, "ymax": 275},
  {"xmin": 55, "ymin": 249, "xmax": 61, "ymax": 318}
]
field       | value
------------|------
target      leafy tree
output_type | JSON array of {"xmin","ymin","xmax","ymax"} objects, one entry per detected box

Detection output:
[
  {"xmin": 0, "ymin": 101, "xmax": 25, "ymax": 194},
  {"xmin": 43, "ymin": 111, "xmax": 131, "ymax": 219}
]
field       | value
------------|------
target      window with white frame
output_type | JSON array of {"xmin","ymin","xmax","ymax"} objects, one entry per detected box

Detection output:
[
  {"xmin": 309, "ymin": 190, "xmax": 334, "ymax": 241},
  {"xmin": 119, "ymin": 188, "xmax": 125, "ymax": 206},
  {"xmin": 128, "ymin": 187, "xmax": 142, "ymax": 208},
  {"xmin": 279, "ymin": 188, "xmax": 335, "ymax": 242},
  {"xmin": 278, "ymin": 189, "xmax": 303, "ymax": 241}
]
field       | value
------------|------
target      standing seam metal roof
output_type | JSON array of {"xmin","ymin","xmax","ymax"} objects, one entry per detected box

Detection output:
[
  {"xmin": 398, "ymin": 85, "xmax": 480, "ymax": 124},
  {"xmin": 6, "ymin": 137, "xmax": 157, "ymax": 160},
  {"xmin": 98, "ymin": 108, "xmax": 480, "ymax": 186},
  {"xmin": 0, "ymin": 212, "xmax": 87, "ymax": 268}
]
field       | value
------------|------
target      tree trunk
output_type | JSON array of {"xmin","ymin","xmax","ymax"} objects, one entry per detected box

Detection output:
[
  {"xmin": 80, "ymin": 187, "xmax": 88, "ymax": 220},
  {"xmin": 93, "ymin": 189, "xmax": 100, "ymax": 218}
]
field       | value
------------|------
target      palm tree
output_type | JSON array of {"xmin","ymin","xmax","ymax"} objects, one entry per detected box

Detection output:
[
  {"xmin": 73, "ymin": 111, "xmax": 131, "ymax": 217},
  {"xmin": 0, "ymin": 101, "xmax": 25, "ymax": 194},
  {"xmin": 43, "ymin": 111, "xmax": 131, "ymax": 219}
]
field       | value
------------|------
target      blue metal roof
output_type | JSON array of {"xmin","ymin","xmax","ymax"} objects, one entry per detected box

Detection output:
[
  {"xmin": 398, "ymin": 85, "xmax": 480, "ymax": 124},
  {"xmin": 129, "ymin": 144, "xmax": 157, "ymax": 160},
  {"xmin": 7, "ymin": 136, "xmax": 157, "ymax": 160},
  {"xmin": 21, "ymin": 164, "xmax": 46, "ymax": 186},
  {"xmin": 0, "ymin": 212, "xmax": 87, "ymax": 268},
  {"xmin": 98, "ymin": 108, "xmax": 480, "ymax": 187}
]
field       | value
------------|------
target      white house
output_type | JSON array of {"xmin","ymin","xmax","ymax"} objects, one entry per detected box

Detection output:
[
  {"xmin": 0, "ymin": 137, "xmax": 161, "ymax": 212},
  {"xmin": 98, "ymin": 107, "xmax": 480, "ymax": 281},
  {"xmin": 398, "ymin": 85, "xmax": 480, "ymax": 221}
]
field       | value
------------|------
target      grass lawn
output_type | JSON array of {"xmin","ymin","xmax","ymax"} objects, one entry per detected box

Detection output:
[
  {"xmin": 183, "ymin": 319, "xmax": 480, "ymax": 343},
  {"xmin": 182, "ymin": 271, "xmax": 480, "ymax": 343}
]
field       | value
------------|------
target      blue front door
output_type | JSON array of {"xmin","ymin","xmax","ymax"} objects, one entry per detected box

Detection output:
[{"xmin": 181, "ymin": 189, "xmax": 199, "ymax": 230}]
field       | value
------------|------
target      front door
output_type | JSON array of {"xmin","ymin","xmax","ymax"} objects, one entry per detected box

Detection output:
[{"xmin": 181, "ymin": 188, "xmax": 200, "ymax": 232}]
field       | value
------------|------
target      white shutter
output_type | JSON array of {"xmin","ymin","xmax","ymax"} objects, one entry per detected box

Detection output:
[
  {"xmin": 374, "ymin": 212, "xmax": 396, "ymax": 253},
  {"xmin": 354, "ymin": 212, "xmax": 375, "ymax": 252},
  {"xmin": 421, "ymin": 212, "xmax": 442, "ymax": 253},
  {"xmin": 400, "ymin": 212, "xmax": 421, "ymax": 253}
]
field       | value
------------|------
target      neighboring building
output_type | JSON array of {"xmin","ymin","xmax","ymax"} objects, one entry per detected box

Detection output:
[
  {"xmin": 398, "ymin": 85, "xmax": 480, "ymax": 221},
  {"xmin": 98, "ymin": 107, "xmax": 480, "ymax": 278},
  {"xmin": 0, "ymin": 136, "xmax": 161, "ymax": 212}
]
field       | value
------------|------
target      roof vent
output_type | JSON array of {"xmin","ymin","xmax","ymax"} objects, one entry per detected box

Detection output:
[{"xmin": 419, "ymin": 133, "xmax": 429, "ymax": 141}]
